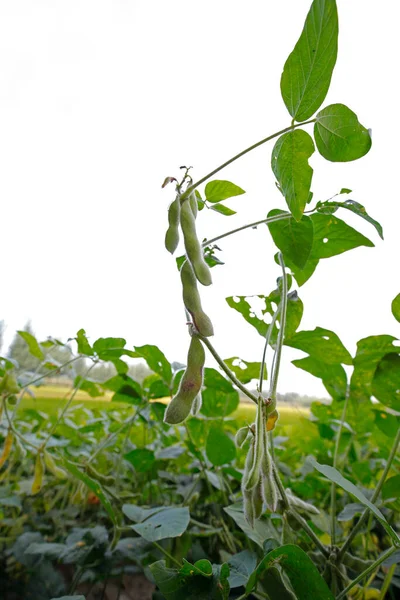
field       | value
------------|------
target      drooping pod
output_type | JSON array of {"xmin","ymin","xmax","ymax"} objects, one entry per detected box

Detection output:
[
  {"xmin": 286, "ymin": 488, "xmax": 320, "ymax": 515},
  {"xmin": 164, "ymin": 336, "xmax": 205, "ymax": 425},
  {"xmin": 260, "ymin": 414, "xmax": 279, "ymax": 512},
  {"xmin": 243, "ymin": 399, "xmax": 264, "ymax": 491},
  {"xmin": 0, "ymin": 430, "xmax": 13, "ymax": 469},
  {"xmin": 235, "ymin": 426, "xmax": 250, "ymax": 448},
  {"xmin": 165, "ymin": 196, "xmax": 181, "ymax": 254},
  {"xmin": 181, "ymin": 261, "xmax": 214, "ymax": 337},
  {"xmin": 43, "ymin": 451, "xmax": 68, "ymax": 480},
  {"xmin": 180, "ymin": 199, "xmax": 212, "ymax": 286},
  {"xmin": 31, "ymin": 453, "xmax": 44, "ymax": 495},
  {"xmin": 189, "ymin": 191, "xmax": 198, "ymax": 219}
]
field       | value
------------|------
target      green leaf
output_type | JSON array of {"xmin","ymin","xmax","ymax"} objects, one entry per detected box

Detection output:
[
  {"xmin": 209, "ymin": 203, "xmax": 236, "ymax": 216},
  {"xmin": 351, "ymin": 335, "xmax": 398, "ymax": 404},
  {"xmin": 271, "ymin": 130, "xmax": 315, "ymax": 221},
  {"xmin": 246, "ymin": 544, "xmax": 334, "ymax": 599},
  {"xmin": 62, "ymin": 459, "xmax": 118, "ymax": 526},
  {"xmin": 74, "ymin": 376, "xmax": 103, "ymax": 398},
  {"xmin": 310, "ymin": 459, "xmax": 400, "ymax": 545},
  {"xmin": 267, "ymin": 209, "xmax": 314, "ymax": 269},
  {"xmin": 224, "ymin": 357, "xmax": 266, "ymax": 384},
  {"xmin": 93, "ymin": 337, "xmax": 130, "ymax": 361},
  {"xmin": 150, "ymin": 559, "xmax": 226, "ymax": 600},
  {"xmin": 314, "ymin": 104, "xmax": 372, "ymax": 162},
  {"xmin": 310, "ymin": 213, "xmax": 374, "ymax": 259},
  {"xmin": 128, "ymin": 507, "xmax": 190, "ymax": 542},
  {"xmin": 25, "ymin": 543, "xmax": 66, "ymax": 560},
  {"xmin": 392, "ymin": 294, "xmax": 400, "ymax": 323},
  {"xmin": 75, "ymin": 329, "xmax": 93, "ymax": 356},
  {"xmin": 122, "ymin": 505, "xmax": 165, "ymax": 523},
  {"xmin": 204, "ymin": 180, "xmax": 245, "ymax": 203},
  {"xmin": 260, "ymin": 567, "xmax": 297, "ymax": 600},
  {"xmin": 180, "ymin": 558, "xmax": 213, "ymax": 577},
  {"xmin": 17, "ymin": 331, "xmax": 44, "ymax": 360},
  {"xmin": 275, "ymin": 252, "xmax": 319, "ymax": 287},
  {"xmin": 103, "ymin": 374, "xmax": 142, "ymax": 404},
  {"xmin": 226, "ymin": 290, "xmax": 303, "ymax": 344},
  {"xmin": 285, "ymin": 327, "xmax": 352, "ymax": 365},
  {"xmin": 224, "ymin": 503, "xmax": 278, "ymax": 548},
  {"xmin": 280, "ymin": 0, "xmax": 338, "ymax": 121},
  {"xmin": 227, "ymin": 550, "xmax": 258, "ymax": 588},
  {"xmin": 134, "ymin": 344, "xmax": 172, "ymax": 385},
  {"xmin": 382, "ymin": 475, "xmax": 400, "ymax": 501},
  {"xmin": 372, "ymin": 353, "xmax": 400, "ymax": 410},
  {"xmin": 317, "ymin": 199, "xmax": 383, "ymax": 240},
  {"xmin": 206, "ymin": 424, "xmax": 236, "ymax": 466},
  {"xmin": 124, "ymin": 448, "xmax": 156, "ymax": 473},
  {"xmin": 292, "ymin": 356, "xmax": 347, "ymax": 401},
  {"xmin": 201, "ymin": 368, "xmax": 239, "ymax": 417},
  {"xmin": 373, "ymin": 410, "xmax": 400, "ymax": 438}
]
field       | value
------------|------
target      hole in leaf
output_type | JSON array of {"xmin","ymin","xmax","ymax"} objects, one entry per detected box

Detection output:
[
  {"xmin": 232, "ymin": 296, "xmax": 240, "ymax": 304},
  {"xmin": 323, "ymin": 336, "xmax": 330, "ymax": 341},
  {"xmin": 276, "ymin": 322, "xmax": 280, "ymax": 330},
  {"xmin": 323, "ymin": 237, "xmax": 329, "ymax": 243}
]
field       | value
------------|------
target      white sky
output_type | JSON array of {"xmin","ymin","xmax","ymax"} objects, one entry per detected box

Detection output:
[{"xmin": 0, "ymin": 0, "xmax": 398, "ymax": 396}]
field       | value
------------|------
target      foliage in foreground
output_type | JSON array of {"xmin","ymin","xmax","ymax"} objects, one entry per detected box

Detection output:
[{"xmin": 1, "ymin": 0, "xmax": 400, "ymax": 598}]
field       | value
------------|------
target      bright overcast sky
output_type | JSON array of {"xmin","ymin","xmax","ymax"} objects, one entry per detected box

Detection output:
[{"xmin": 0, "ymin": 0, "xmax": 398, "ymax": 396}]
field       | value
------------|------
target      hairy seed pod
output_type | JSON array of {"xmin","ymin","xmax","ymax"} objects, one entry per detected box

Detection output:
[
  {"xmin": 190, "ymin": 393, "xmax": 202, "ymax": 416},
  {"xmin": 180, "ymin": 199, "xmax": 212, "ymax": 286},
  {"xmin": 243, "ymin": 487, "xmax": 255, "ymax": 528},
  {"xmin": 244, "ymin": 400, "xmax": 264, "ymax": 491},
  {"xmin": 242, "ymin": 438, "xmax": 255, "ymax": 489},
  {"xmin": 261, "ymin": 444, "xmax": 279, "ymax": 512},
  {"xmin": 189, "ymin": 192, "xmax": 198, "ymax": 219},
  {"xmin": 235, "ymin": 426, "xmax": 250, "ymax": 448},
  {"xmin": 86, "ymin": 464, "xmax": 115, "ymax": 486},
  {"xmin": 164, "ymin": 336, "xmax": 205, "ymax": 424},
  {"xmin": 342, "ymin": 552, "xmax": 374, "ymax": 572},
  {"xmin": 31, "ymin": 453, "xmax": 44, "ymax": 495},
  {"xmin": 286, "ymin": 488, "xmax": 320, "ymax": 515},
  {"xmin": 43, "ymin": 451, "xmax": 68, "ymax": 480},
  {"xmin": 181, "ymin": 261, "xmax": 214, "ymax": 337},
  {"xmin": 0, "ymin": 430, "xmax": 13, "ymax": 469},
  {"xmin": 165, "ymin": 197, "xmax": 181, "ymax": 254},
  {"xmin": 252, "ymin": 479, "xmax": 264, "ymax": 520}
]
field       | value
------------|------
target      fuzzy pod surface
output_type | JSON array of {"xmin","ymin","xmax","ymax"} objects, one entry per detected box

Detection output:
[
  {"xmin": 181, "ymin": 261, "xmax": 214, "ymax": 337},
  {"xmin": 164, "ymin": 336, "xmax": 205, "ymax": 425},
  {"xmin": 165, "ymin": 197, "xmax": 181, "ymax": 254},
  {"xmin": 180, "ymin": 199, "xmax": 212, "ymax": 286}
]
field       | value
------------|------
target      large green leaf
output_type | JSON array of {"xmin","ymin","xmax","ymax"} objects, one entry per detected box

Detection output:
[
  {"xmin": 309, "ymin": 213, "xmax": 374, "ymax": 259},
  {"xmin": 382, "ymin": 475, "xmax": 400, "ymax": 502},
  {"xmin": 150, "ymin": 559, "xmax": 229, "ymax": 600},
  {"xmin": 227, "ymin": 550, "xmax": 258, "ymax": 588},
  {"xmin": 224, "ymin": 503, "xmax": 278, "ymax": 548},
  {"xmin": 226, "ymin": 290, "xmax": 303, "ymax": 343},
  {"xmin": 350, "ymin": 335, "xmax": 398, "ymax": 404},
  {"xmin": 17, "ymin": 331, "xmax": 44, "ymax": 360},
  {"xmin": 314, "ymin": 104, "xmax": 372, "ymax": 162},
  {"xmin": 206, "ymin": 424, "xmax": 236, "ymax": 466},
  {"xmin": 372, "ymin": 353, "xmax": 400, "ymax": 410},
  {"xmin": 271, "ymin": 130, "xmax": 315, "ymax": 221},
  {"xmin": 201, "ymin": 368, "xmax": 239, "ymax": 417},
  {"xmin": 102, "ymin": 374, "xmax": 142, "ymax": 404},
  {"xmin": 62, "ymin": 459, "xmax": 118, "ymax": 526},
  {"xmin": 267, "ymin": 209, "xmax": 314, "ymax": 269},
  {"xmin": 285, "ymin": 327, "xmax": 352, "ymax": 365},
  {"xmin": 275, "ymin": 252, "xmax": 319, "ymax": 287},
  {"xmin": 209, "ymin": 203, "xmax": 236, "ymax": 216},
  {"xmin": 75, "ymin": 329, "xmax": 94, "ymax": 356},
  {"xmin": 280, "ymin": 0, "xmax": 338, "ymax": 121},
  {"xmin": 124, "ymin": 448, "xmax": 156, "ymax": 473},
  {"xmin": 292, "ymin": 356, "xmax": 347, "ymax": 401},
  {"xmin": 204, "ymin": 180, "xmax": 245, "ymax": 203},
  {"xmin": 310, "ymin": 459, "xmax": 400, "ymax": 545},
  {"xmin": 134, "ymin": 344, "xmax": 172, "ymax": 385},
  {"xmin": 392, "ymin": 294, "xmax": 400, "ymax": 323},
  {"xmin": 125, "ymin": 506, "xmax": 190, "ymax": 542},
  {"xmin": 246, "ymin": 544, "xmax": 334, "ymax": 599},
  {"xmin": 373, "ymin": 410, "xmax": 400, "ymax": 438},
  {"xmin": 317, "ymin": 199, "xmax": 383, "ymax": 240}
]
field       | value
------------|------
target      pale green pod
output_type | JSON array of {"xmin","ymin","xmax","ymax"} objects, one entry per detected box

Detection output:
[
  {"xmin": 180, "ymin": 199, "xmax": 212, "ymax": 286},
  {"xmin": 165, "ymin": 197, "xmax": 181, "ymax": 254},
  {"xmin": 164, "ymin": 336, "xmax": 205, "ymax": 425},
  {"xmin": 181, "ymin": 261, "xmax": 214, "ymax": 337},
  {"xmin": 252, "ymin": 479, "xmax": 264, "ymax": 520},
  {"xmin": 189, "ymin": 192, "xmax": 198, "ymax": 219},
  {"xmin": 43, "ymin": 451, "xmax": 68, "ymax": 480},
  {"xmin": 243, "ymin": 487, "xmax": 255, "ymax": 528},
  {"xmin": 190, "ymin": 393, "xmax": 202, "ymax": 417},
  {"xmin": 244, "ymin": 399, "xmax": 264, "ymax": 491},
  {"xmin": 235, "ymin": 426, "xmax": 250, "ymax": 448},
  {"xmin": 242, "ymin": 438, "xmax": 255, "ymax": 490},
  {"xmin": 261, "ymin": 467, "xmax": 279, "ymax": 512},
  {"xmin": 286, "ymin": 488, "xmax": 320, "ymax": 515}
]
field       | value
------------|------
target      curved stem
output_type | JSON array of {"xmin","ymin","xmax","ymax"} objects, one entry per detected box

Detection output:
[
  {"xmin": 259, "ymin": 307, "xmax": 280, "ymax": 395},
  {"xmin": 339, "ymin": 427, "xmax": 400, "ymax": 559},
  {"xmin": 182, "ymin": 119, "xmax": 316, "ymax": 199},
  {"xmin": 202, "ymin": 213, "xmax": 292, "ymax": 248},
  {"xmin": 198, "ymin": 335, "xmax": 259, "ymax": 404},
  {"xmin": 3, "ymin": 399, "xmax": 39, "ymax": 450},
  {"xmin": 269, "ymin": 253, "xmax": 288, "ymax": 401},
  {"xmin": 336, "ymin": 546, "xmax": 397, "ymax": 600},
  {"xmin": 331, "ymin": 387, "xmax": 350, "ymax": 547}
]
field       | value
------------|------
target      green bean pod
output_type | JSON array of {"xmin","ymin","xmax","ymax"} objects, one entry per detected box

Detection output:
[
  {"xmin": 286, "ymin": 488, "xmax": 320, "ymax": 515},
  {"xmin": 235, "ymin": 426, "xmax": 250, "ymax": 448},
  {"xmin": 244, "ymin": 399, "xmax": 264, "ymax": 491},
  {"xmin": 181, "ymin": 261, "xmax": 214, "ymax": 337},
  {"xmin": 180, "ymin": 199, "xmax": 212, "ymax": 286},
  {"xmin": 43, "ymin": 451, "xmax": 68, "ymax": 480},
  {"xmin": 243, "ymin": 487, "xmax": 255, "ymax": 528},
  {"xmin": 189, "ymin": 191, "xmax": 198, "ymax": 219},
  {"xmin": 165, "ymin": 197, "xmax": 181, "ymax": 254},
  {"xmin": 252, "ymin": 479, "xmax": 264, "ymax": 520},
  {"xmin": 164, "ymin": 336, "xmax": 205, "ymax": 424},
  {"xmin": 260, "ymin": 425, "xmax": 279, "ymax": 512}
]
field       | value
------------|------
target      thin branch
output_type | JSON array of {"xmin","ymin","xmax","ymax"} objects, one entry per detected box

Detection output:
[
  {"xmin": 336, "ymin": 546, "xmax": 397, "ymax": 600},
  {"xmin": 331, "ymin": 386, "xmax": 350, "ymax": 547}
]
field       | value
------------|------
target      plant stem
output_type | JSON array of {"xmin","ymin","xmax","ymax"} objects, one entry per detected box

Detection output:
[
  {"xmin": 198, "ymin": 335, "xmax": 259, "ymax": 404},
  {"xmin": 339, "ymin": 427, "xmax": 400, "ymax": 559},
  {"xmin": 378, "ymin": 563, "xmax": 396, "ymax": 600},
  {"xmin": 336, "ymin": 546, "xmax": 397, "ymax": 600},
  {"xmin": 153, "ymin": 541, "xmax": 182, "ymax": 568},
  {"xmin": 269, "ymin": 253, "xmax": 288, "ymax": 401},
  {"xmin": 331, "ymin": 387, "xmax": 350, "ymax": 547},
  {"xmin": 258, "ymin": 307, "xmax": 280, "ymax": 395},
  {"xmin": 182, "ymin": 119, "xmax": 316, "ymax": 198},
  {"xmin": 3, "ymin": 400, "xmax": 39, "ymax": 450},
  {"xmin": 202, "ymin": 213, "xmax": 292, "ymax": 248}
]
